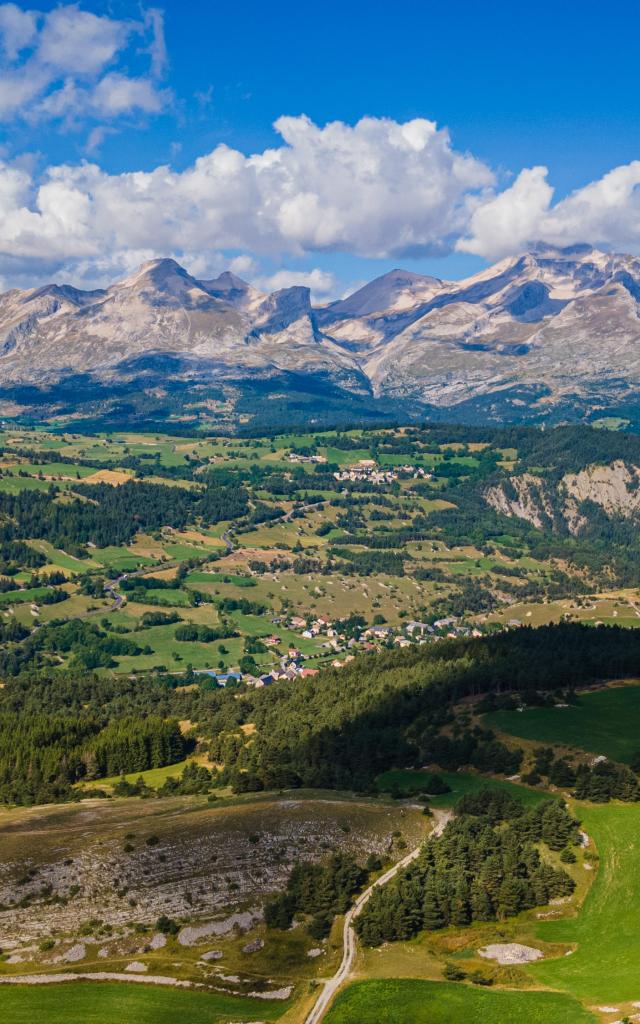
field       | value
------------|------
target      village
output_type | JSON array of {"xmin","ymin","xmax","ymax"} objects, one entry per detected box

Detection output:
[
  {"xmin": 288, "ymin": 452, "xmax": 432, "ymax": 485},
  {"xmin": 196, "ymin": 612, "xmax": 483, "ymax": 690}
]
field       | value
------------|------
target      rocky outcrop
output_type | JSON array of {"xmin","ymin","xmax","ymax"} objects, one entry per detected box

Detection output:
[
  {"xmin": 485, "ymin": 460, "xmax": 640, "ymax": 535},
  {"xmin": 562, "ymin": 460, "xmax": 640, "ymax": 517}
]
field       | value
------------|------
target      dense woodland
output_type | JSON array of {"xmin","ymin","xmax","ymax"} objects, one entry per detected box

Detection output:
[
  {"xmin": 356, "ymin": 794, "xmax": 578, "ymax": 945},
  {"xmin": 0, "ymin": 479, "xmax": 246, "ymax": 558},
  {"xmin": 2, "ymin": 622, "xmax": 639, "ymax": 805}
]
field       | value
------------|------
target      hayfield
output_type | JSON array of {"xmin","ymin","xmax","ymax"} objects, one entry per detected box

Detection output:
[{"xmin": 530, "ymin": 801, "xmax": 640, "ymax": 1003}]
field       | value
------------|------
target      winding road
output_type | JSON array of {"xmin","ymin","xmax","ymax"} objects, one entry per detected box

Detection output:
[{"xmin": 304, "ymin": 809, "xmax": 451, "ymax": 1024}]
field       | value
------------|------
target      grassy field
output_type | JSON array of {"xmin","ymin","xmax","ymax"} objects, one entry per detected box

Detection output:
[
  {"xmin": 0, "ymin": 982, "xmax": 287, "ymax": 1024},
  {"xmin": 530, "ymin": 800, "xmax": 640, "ymax": 1003},
  {"xmin": 376, "ymin": 769, "xmax": 548, "ymax": 809},
  {"xmin": 323, "ymin": 980, "xmax": 594, "ymax": 1024},
  {"xmin": 485, "ymin": 683, "xmax": 640, "ymax": 762},
  {"xmin": 78, "ymin": 758, "xmax": 194, "ymax": 791},
  {"xmin": 0, "ymin": 585, "xmax": 52, "ymax": 606}
]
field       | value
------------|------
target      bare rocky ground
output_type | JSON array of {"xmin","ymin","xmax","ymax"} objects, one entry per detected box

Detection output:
[{"xmin": 0, "ymin": 793, "xmax": 423, "ymax": 952}]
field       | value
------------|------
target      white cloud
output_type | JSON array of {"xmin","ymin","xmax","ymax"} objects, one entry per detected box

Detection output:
[
  {"xmin": 460, "ymin": 162, "xmax": 640, "ymax": 260},
  {"xmin": 2, "ymin": 110, "xmax": 640, "ymax": 289},
  {"xmin": 0, "ymin": 3, "xmax": 37, "ymax": 59},
  {"xmin": 0, "ymin": 115, "xmax": 495, "ymax": 283},
  {"xmin": 0, "ymin": 2, "xmax": 169, "ymax": 125},
  {"xmin": 459, "ymin": 167, "xmax": 553, "ymax": 259},
  {"xmin": 143, "ymin": 7, "xmax": 167, "ymax": 79},
  {"xmin": 91, "ymin": 72, "xmax": 167, "ymax": 116},
  {"xmin": 36, "ymin": 6, "xmax": 129, "ymax": 76},
  {"xmin": 255, "ymin": 268, "xmax": 339, "ymax": 302}
]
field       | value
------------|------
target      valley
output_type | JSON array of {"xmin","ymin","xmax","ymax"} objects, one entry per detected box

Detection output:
[{"xmin": 2, "ymin": 418, "xmax": 640, "ymax": 1023}]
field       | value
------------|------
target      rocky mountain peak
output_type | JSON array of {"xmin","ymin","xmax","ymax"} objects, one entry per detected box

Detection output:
[{"xmin": 1, "ymin": 246, "xmax": 640, "ymax": 424}]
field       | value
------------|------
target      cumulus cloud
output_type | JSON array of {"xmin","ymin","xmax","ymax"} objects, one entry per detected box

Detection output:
[
  {"xmin": 1, "ymin": 109, "xmax": 640, "ymax": 289},
  {"xmin": 255, "ymin": 268, "xmax": 339, "ymax": 302},
  {"xmin": 460, "ymin": 162, "xmax": 640, "ymax": 260},
  {"xmin": 0, "ymin": 114, "xmax": 495, "ymax": 284},
  {"xmin": 459, "ymin": 167, "xmax": 554, "ymax": 259},
  {"xmin": 0, "ymin": 2, "xmax": 169, "ymax": 125}
]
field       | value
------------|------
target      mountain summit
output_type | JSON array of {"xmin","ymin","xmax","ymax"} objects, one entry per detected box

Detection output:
[{"xmin": 2, "ymin": 245, "xmax": 640, "ymax": 423}]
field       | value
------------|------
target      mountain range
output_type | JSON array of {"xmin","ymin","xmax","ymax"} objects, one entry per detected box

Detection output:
[{"xmin": 2, "ymin": 244, "xmax": 640, "ymax": 428}]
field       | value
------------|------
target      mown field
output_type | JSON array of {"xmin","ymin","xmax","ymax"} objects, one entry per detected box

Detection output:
[
  {"xmin": 531, "ymin": 801, "xmax": 640, "ymax": 1004},
  {"xmin": 376, "ymin": 768, "xmax": 549, "ymax": 808}
]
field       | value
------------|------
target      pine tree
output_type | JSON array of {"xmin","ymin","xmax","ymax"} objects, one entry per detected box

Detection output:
[
  {"xmin": 422, "ymin": 877, "xmax": 445, "ymax": 930},
  {"xmin": 470, "ymin": 879, "xmax": 493, "ymax": 922}
]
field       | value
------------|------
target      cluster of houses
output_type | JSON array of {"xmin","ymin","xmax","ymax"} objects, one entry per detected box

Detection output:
[
  {"xmin": 332, "ymin": 458, "xmax": 433, "ymax": 484},
  {"xmin": 195, "ymin": 611, "xmax": 482, "ymax": 690},
  {"xmin": 287, "ymin": 452, "xmax": 327, "ymax": 464},
  {"xmin": 246, "ymin": 645, "xmax": 319, "ymax": 688}
]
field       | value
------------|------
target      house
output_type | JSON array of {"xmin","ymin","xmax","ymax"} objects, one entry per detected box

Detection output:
[
  {"xmin": 259, "ymin": 673, "xmax": 276, "ymax": 686},
  {"xmin": 302, "ymin": 629, "xmax": 314, "ymax": 639},
  {"xmin": 216, "ymin": 672, "xmax": 242, "ymax": 687},
  {"xmin": 300, "ymin": 668, "xmax": 319, "ymax": 678},
  {"xmin": 371, "ymin": 626, "xmax": 391, "ymax": 639},
  {"xmin": 288, "ymin": 648, "xmax": 302, "ymax": 659},
  {"xmin": 264, "ymin": 635, "xmax": 281, "ymax": 647},
  {"xmin": 434, "ymin": 617, "xmax": 457, "ymax": 630},
  {"xmin": 290, "ymin": 616, "xmax": 307, "ymax": 629}
]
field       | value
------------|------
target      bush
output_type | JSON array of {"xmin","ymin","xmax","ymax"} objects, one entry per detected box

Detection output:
[
  {"xmin": 156, "ymin": 914, "xmax": 179, "ymax": 935},
  {"xmin": 443, "ymin": 962, "xmax": 466, "ymax": 981}
]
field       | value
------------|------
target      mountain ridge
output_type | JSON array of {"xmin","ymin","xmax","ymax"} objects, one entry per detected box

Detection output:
[{"xmin": 2, "ymin": 245, "xmax": 640, "ymax": 426}]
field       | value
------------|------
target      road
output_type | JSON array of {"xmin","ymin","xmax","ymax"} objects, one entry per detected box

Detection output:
[{"xmin": 304, "ymin": 809, "xmax": 451, "ymax": 1024}]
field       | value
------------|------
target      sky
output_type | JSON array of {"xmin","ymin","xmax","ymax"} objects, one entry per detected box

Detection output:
[{"xmin": 0, "ymin": 0, "xmax": 639, "ymax": 298}]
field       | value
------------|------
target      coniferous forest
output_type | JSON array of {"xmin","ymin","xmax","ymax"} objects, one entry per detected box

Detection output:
[{"xmin": 2, "ymin": 622, "xmax": 640, "ymax": 805}]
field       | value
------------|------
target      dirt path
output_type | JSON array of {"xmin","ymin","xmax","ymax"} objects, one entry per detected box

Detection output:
[{"xmin": 304, "ymin": 809, "xmax": 451, "ymax": 1024}]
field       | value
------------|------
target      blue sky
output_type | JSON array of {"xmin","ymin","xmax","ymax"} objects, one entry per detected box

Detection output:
[{"xmin": 0, "ymin": 0, "xmax": 639, "ymax": 295}]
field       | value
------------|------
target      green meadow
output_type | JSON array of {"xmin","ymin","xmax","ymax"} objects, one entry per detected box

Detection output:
[
  {"xmin": 376, "ymin": 769, "xmax": 548, "ymax": 809},
  {"xmin": 485, "ymin": 684, "xmax": 640, "ymax": 762},
  {"xmin": 324, "ymin": 980, "xmax": 594, "ymax": 1024},
  {"xmin": 531, "ymin": 800, "xmax": 640, "ymax": 1003},
  {"xmin": 0, "ymin": 982, "xmax": 287, "ymax": 1024}
]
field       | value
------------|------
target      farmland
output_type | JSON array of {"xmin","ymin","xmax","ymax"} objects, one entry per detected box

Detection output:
[
  {"xmin": 1, "ymin": 422, "xmax": 640, "ymax": 690},
  {"xmin": 0, "ymin": 983, "xmax": 286, "ymax": 1024},
  {"xmin": 324, "ymin": 980, "xmax": 595, "ymax": 1024}
]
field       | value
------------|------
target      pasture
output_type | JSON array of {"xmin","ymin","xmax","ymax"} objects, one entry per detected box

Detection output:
[
  {"xmin": 531, "ymin": 801, "xmax": 640, "ymax": 1003},
  {"xmin": 376, "ymin": 769, "xmax": 548, "ymax": 809}
]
